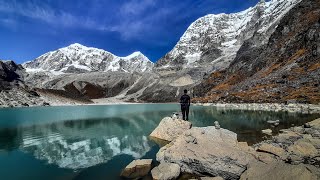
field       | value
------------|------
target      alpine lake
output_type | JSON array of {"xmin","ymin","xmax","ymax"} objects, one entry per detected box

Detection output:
[{"xmin": 0, "ymin": 104, "xmax": 319, "ymax": 180}]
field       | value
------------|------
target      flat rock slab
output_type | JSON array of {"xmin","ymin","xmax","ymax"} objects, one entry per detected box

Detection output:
[
  {"xmin": 240, "ymin": 161, "xmax": 317, "ymax": 180},
  {"xmin": 151, "ymin": 162, "xmax": 180, "ymax": 180},
  {"xmin": 257, "ymin": 143, "xmax": 287, "ymax": 160},
  {"xmin": 288, "ymin": 139, "xmax": 318, "ymax": 158},
  {"xmin": 121, "ymin": 159, "xmax": 153, "ymax": 178},
  {"xmin": 156, "ymin": 126, "xmax": 256, "ymax": 180},
  {"xmin": 150, "ymin": 117, "xmax": 192, "ymax": 142}
]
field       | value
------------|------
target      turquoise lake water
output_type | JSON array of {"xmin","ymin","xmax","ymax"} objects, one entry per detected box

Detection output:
[{"xmin": 0, "ymin": 104, "xmax": 319, "ymax": 180}]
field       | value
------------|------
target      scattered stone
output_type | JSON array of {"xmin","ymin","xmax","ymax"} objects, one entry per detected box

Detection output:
[
  {"xmin": 151, "ymin": 162, "xmax": 180, "ymax": 180},
  {"xmin": 214, "ymin": 121, "xmax": 220, "ymax": 129},
  {"xmin": 273, "ymin": 131, "xmax": 301, "ymax": 145},
  {"xmin": 292, "ymin": 126, "xmax": 305, "ymax": 134},
  {"xmin": 288, "ymin": 154, "xmax": 304, "ymax": 165},
  {"xmin": 42, "ymin": 102, "xmax": 50, "ymax": 106},
  {"xmin": 171, "ymin": 112, "xmax": 181, "ymax": 120},
  {"xmin": 120, "ymin": 159, "xmax": 153, "ymax": 179},
  {"xmin": 150, "ymin": 117, "xmax": 192, "ymax": 142},
  {"xmin": 157, "ymin": 127, "xmax": 256, "ymax": 180},
  {"xmin": 21, "ymin": 103, "xmax": 29, "ymax": 107},
  {"xmin": 240, "ymin": 161, "xmax": 317, "ymax": 180},
  {"xmin": 261, "ymin": 129, "xmax": 272, "ymax": 135},
  {"xmin": 304, "ymin": 123, "xmax": 311, "ymax": 128},
  {"xmin": 267, "ymin": 120, "xmax": 280, "ymax": 124}
]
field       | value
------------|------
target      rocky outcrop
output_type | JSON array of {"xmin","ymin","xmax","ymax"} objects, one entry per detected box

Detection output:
[
  {"xmin": 121, "ymin": 159, "xmax": 152, "ymax": 179},
  {"xmin": 261, "ymin": 129, "xmax": 272, "ymax": 136},
  {"xmin": 155, "ymin": 0, "xmax": 300, "ymax": 71},
  {"xmin": 156, "ymin": 126, "xmax": 256, "ymax": 180},
  {"xmin": 150, "ymin": 117, "xmax": 192, "ymax": 142},
  {"xmin": 253, "ymin": 118, "xmax": 320, "ymax": 169},
  {"xmin": 150, "ymin": 116, "xmax": 320, "ymax": 180},
  {"xmin": 151, "ymin": 162, "xmax": 180, "ymax": 180},
  {"xmin": 0, "ymin": 60, "xmax": 24, "ymax": 90}
]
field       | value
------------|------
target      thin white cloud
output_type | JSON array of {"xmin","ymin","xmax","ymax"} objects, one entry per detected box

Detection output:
[
  {"xmin": 0, "ymin": 0, "xmax": 98, "ymax": 29},
  {"xmin": 120, "ymin": 0, "xmax": 156, "ymax": 15},
  {"xmin": 0, "ymin": 0, "xmax": 193, "ymax": 42}
]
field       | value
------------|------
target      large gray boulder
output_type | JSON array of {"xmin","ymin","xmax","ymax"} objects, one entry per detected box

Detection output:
[
  {"xmin": 150, "ymin": 117, "xmax": 192, "ymax": 142},
  {"xmin": 156, "ymin": 126, "xmax": 256, "ymax": 180},
  {"xmin": 151, "ymin": 162, "xmax": 180, "ymax": 180}
]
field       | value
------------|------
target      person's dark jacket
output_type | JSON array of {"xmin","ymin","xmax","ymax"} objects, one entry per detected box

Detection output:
[{"xmin": 180, "ymin": 94, "xmax": 190, "ymax": 108}]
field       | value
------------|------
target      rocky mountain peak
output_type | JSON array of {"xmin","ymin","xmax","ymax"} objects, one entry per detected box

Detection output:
[
  {"xmin": 23, "ymin": 44, "xmax": 153, "ymax": 74},
  {"xmin": 155, "ymin": 0, "xmax": 301, "ymax": 71}
]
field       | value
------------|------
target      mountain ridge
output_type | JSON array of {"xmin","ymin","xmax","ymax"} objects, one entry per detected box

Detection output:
[
  {"xmin": 155, "ymin": 0, "xmax": 301, "ymax": 71},
  {"xmin": 23, "ymin": 43, "xmax": 154, "ymax": 74},
  {"xmin": 193, "ymin": 0, "xmax": 320, "ymax": 104}
]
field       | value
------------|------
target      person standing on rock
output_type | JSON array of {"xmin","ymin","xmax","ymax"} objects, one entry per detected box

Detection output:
[{"xmin": 180, "ymin": 89, "xmax": 191, "ymax": 121}]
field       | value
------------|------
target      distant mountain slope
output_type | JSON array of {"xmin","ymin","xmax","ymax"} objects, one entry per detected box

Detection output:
[
  {"xmin": 155, "ymin": 0, "xmax": 301, "ymax": 71},
  {"xmin": 23, "ymin": 43, "xmax": 154, "ymax": 73},
  {"xmin": 194, "ymin": 0, "xmax": 320, "ymax": 104},
  {"xmin": 0, "ymin": 60, "xmax": 24, "ymax": 90}
]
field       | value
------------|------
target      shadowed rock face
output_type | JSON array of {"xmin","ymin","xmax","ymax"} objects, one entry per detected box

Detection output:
[
  {"xmin": 0, "ymin": 60, "xmax": 24, "ymax": 90},
  {"xmin": 194, "ymin": 0, "xmax": 320, "ymax": 104}
]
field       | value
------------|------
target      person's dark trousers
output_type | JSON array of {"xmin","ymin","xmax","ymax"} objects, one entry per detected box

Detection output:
[{"xmin": 181, "ymin": 106, "xmax": 189, "ymax": 121}]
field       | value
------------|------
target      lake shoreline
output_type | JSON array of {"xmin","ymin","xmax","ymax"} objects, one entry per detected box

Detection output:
[
  {"xmin": 2, "ymin": 99, "xmax": 320, "ymax": 115},
  {"xmin": 195, "ymin": 102, "xmax": 320, "ymax": 114},
  {"xmin": 144, "ymin": 117, "xmax": 320, "ymax": 179}
]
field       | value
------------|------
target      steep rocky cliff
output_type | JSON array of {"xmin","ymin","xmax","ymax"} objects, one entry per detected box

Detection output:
[
  {"xmin": 155, "ymin": 0, "xmax": 301, "ymax": 71},
  {"xmin": 194, "ymin": 0, "xmax": 320, "ymax": 104}
]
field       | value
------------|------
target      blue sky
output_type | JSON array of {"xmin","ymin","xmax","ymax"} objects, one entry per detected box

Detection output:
[{"xmin": 0, "ymin": 0, "xmax": 264, "ymax": 63}]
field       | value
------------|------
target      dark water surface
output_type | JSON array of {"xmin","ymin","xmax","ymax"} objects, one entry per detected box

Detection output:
[{"xmin": 0, "ymin": 104, "xmax": 319, "ymax": 180}]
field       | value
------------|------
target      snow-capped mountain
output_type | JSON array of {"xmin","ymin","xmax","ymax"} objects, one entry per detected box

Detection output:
[
  {"xmin": 23, "ymin": 43, "xmax": 154, "ymax": 73},
  {"xmin": 155, "ymin": 0, "xmax": 301, "ymax": 70}
]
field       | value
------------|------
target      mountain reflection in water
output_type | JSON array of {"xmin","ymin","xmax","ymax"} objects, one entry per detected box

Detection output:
[{"xmin": 20, "ymin": 118, "xmax": 152, "ymax": 169}]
